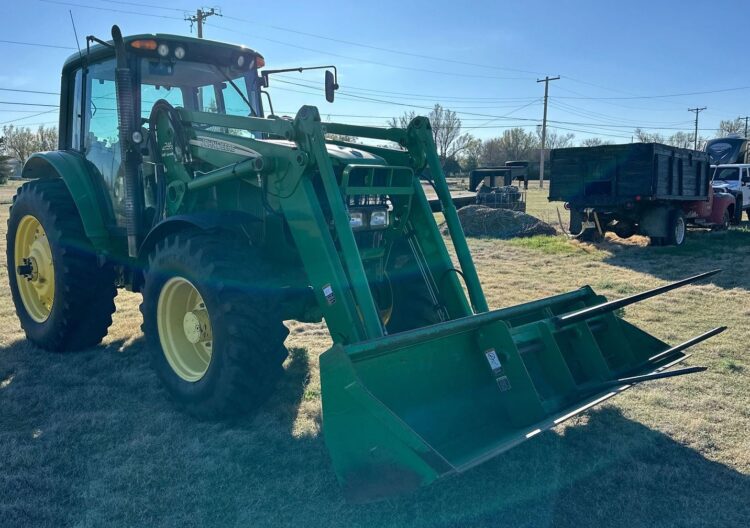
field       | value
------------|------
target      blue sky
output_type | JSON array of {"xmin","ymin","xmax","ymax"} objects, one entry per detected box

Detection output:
[{"xmin": 2, "ymin": 0, "xmax": 749, "ymax": 143}]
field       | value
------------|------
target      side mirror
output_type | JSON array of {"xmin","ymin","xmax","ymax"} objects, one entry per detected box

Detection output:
[{"xmin": 325, "ymin": 70, "xmax": 338, "ymax": 103}]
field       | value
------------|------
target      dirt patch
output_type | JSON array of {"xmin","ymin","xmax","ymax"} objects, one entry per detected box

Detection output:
[{"xmin": 442, "ymin": 205, "xmax": 556, "ymax": 238}]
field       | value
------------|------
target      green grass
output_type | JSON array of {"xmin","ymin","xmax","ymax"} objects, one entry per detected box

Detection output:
[
  {"xmin": 506, "ymin": 234, "xmax": 582, "ymax": 254},
  {"xmin": 1, "ymin": 181, "xmax": 749, "ymax": 527}
]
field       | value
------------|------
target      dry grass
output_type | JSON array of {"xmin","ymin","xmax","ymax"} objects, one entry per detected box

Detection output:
[{"xmin": 1, "ymin": 181, "xmax": 748, "ymax": 527}]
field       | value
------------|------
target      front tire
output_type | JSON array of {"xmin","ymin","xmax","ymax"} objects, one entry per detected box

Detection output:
[
  {"xmin": 141, "ymin": 230, "xmax": 289, "ymax": 417},
  {"xmin": 731, "ymin": 198, "xmax": 742, "ymax": 225},
  {"xmin": 6, "ymin": 179, "xmax": 116, "ymax": 351}
]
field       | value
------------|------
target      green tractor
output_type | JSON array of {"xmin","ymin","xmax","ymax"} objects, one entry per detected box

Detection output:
[{"xmin": 7, "ymin": 26, "xmax": 723, "ymax": 501}]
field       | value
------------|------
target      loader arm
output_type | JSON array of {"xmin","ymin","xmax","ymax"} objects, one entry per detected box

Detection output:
[{"xmin": 148, "ymin": 103, "xmax": 721, "ymax": 502}]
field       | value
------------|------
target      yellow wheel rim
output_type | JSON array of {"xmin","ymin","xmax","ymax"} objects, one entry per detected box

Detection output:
[
  {"xmin": 14, "ymin": 215, "xmax": 55, "ymax": 323},
  {"xmin": 157, "ymin": 276, "xmax": 213, "ymax": 382}
]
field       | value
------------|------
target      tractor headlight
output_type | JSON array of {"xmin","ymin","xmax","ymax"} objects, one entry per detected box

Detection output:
[
  {"xmin": 369, "ymin": 210, "xmax": 388, "ymax": 227},
  {"xmin": 157, "ymin": 43, "xmax": 170, "ymax": 57},
  {"xmin": 349, "ymin": 212, "xmax": 364, "ymax": 229},
  {"xmin": 174, "ymin": 46, "xmax": 186, "ymax": 59}
]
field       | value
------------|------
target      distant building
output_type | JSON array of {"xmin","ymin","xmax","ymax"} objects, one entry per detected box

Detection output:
[{"xmin": 8, "ymin": 158, "xmax": 23, "ymax": 179}]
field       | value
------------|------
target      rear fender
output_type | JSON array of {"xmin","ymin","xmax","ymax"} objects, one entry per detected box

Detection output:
[
  {"xmin": 22, "ymin": 151, "xmax": 114, "ymax": 251},
  {"xmin": 137, "ymin": 211, "xmax": 262, "ymax": 261}
]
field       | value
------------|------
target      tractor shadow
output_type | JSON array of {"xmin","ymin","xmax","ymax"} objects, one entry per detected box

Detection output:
[
  {"xmin": 593, "ymin": 225, "xmax": 750, "ymax": 292},
  {"xmin": 1, "ymin": 337, "xmax": 748, "ymax": 527},
  {"xmin": 414, "ymin": 406, "xmax": 750, "ymax": 528}
]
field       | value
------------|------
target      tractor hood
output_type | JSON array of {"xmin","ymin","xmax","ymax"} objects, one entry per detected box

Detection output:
[{"xmin": 261, "ymin": 139, "xmax": 386, "ymax": 165}]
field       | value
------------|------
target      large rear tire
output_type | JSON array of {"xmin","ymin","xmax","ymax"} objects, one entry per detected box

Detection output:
[
  {"xmin": 6, "ymin": 179, "xmax": 116, "ymax": 351},
  {"xmin": 141, "ymin": 230, "xmax": 289, "ymax": 417}
]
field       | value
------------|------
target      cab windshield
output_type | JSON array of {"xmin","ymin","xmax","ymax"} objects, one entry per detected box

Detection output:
[
  {"xmin": 139, "ymin": 58, "xmax": 263, "ymax": 120},
  {"xmin": 714, "ymin": 167, "xmax": 739, "ymax": 181}
]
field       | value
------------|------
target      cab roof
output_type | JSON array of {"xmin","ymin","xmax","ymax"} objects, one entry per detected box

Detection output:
[{"xmin": 63, "ymin": 32, "xmax": 262, "ymax": 72}]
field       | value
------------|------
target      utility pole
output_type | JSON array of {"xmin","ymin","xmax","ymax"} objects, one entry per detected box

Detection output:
[
  {"xmin": 740, "ymin": 116, "xmax": 749, "ymax": 137},
  {"xmin": 688, "ymin": 107, "xmax": 706, "ymax": 150},
  {"xmin": 186, "ymin": 7, "xmax": 221, "ymax": 38},
  {"xmin": 537, "ymin": 75, "xmax": 560, "ymax": 188}
]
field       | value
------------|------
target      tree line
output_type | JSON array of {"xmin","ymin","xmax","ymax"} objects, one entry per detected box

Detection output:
[
  {"xmin": 389, "ymin": 106, "xmax": 750, "ymax": 174},
  {"xmin": 0, "ymin": 114, "xmax": 747, "ymax": 183}
]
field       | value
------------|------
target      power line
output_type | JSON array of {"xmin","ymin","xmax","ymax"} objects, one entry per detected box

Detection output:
[
  {"xmin": 555, "ymin": 86, "xmax": 750, "ymax": 101},
  {"xmin": 37, "ymin": 0, "xmax": 182, "ymax": 20},
  {"xmin": 0, "ymin": 88, "xmax": 59, "ymax": 96},
  {"xmin": 99, "ymin": 0, "xmax": 185, "ymax": 12},
  {"xmin": 0, "ymin": 39, "xmax": 76, "ymax": 50},
  {"xmin": 0, "ymin": 101, "xmax": 59, "ymax": 107},
  {"xmin": 101, "ymin": 0, "xmax": 543, "ymax": 75}
]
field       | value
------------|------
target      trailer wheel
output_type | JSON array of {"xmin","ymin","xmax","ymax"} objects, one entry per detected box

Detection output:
[
  {"xmin": 6, "ymin": 179, "xmax": 117, "ymax": 351},
  {"xmin": 141, "ymin": 230, "xmax": 288, "ymax": 417},
  {"xmin": 666, "ymin": 209, "xmax": 686, "ymax": 246}
]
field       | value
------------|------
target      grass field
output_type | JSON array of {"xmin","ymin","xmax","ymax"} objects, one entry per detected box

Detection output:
[{"xmin": 1, "ymin": 181, "xmax": 748, "ymax": 527}]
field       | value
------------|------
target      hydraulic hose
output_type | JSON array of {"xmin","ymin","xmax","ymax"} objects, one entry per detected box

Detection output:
[{"xmin": 112, "ymin": 25, "xmax": 144, "ymax": 257}]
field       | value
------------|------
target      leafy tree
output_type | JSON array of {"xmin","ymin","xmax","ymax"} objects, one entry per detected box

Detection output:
[
  {"xmin": 1, "ymin": 125, "xmax": 59, "ymax": 163},
  {"xmin": 460, "ymin": 137, "xmax": 483, "ymax": 172},
  {"xmin": 485, "ymin": 128, "xmax": 539, "ymax": 164},
  {"xmin": 0, "ymin": 154, "xmax": 13, "ymax": 184}
]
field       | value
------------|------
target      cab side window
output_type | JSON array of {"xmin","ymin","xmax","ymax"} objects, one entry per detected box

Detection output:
[{"xmin": 83, "ymin": 59, "xmax": 127, "ymax": 224}]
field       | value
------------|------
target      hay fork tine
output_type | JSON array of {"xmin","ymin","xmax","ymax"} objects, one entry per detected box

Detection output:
[{"xmin": 552, "ymin": 269, "xmax": 721, "ymax": 329}]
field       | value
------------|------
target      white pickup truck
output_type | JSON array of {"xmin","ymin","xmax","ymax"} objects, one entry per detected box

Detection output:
[{"xmin": 711, "ymin": 164, "xmax": 750, "ymax": 223}]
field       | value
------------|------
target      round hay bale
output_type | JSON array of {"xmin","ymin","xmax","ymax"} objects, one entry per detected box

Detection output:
[{"xmin": 441, "ymin": 205, "xmax": 556, "ymax": 239}]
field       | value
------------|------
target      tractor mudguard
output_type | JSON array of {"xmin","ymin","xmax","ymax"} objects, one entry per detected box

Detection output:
[
  {"xmin": 321, "ymin": 272, "xmax": 723, "ymax": 502},
  {"xmin": 137, "ymin": 211, "xmax": 262, "ymax": 259},
  {"xmin": 22, "ymin": 151, "xmax": 113, "ymax": 251}
]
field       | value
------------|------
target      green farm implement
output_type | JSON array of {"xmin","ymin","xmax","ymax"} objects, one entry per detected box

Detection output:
[{"xmin": 6, "ymin": 26, "xmax": 723, "ymax": 501}]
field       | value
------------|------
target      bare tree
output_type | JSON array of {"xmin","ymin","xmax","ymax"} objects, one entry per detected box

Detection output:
[
  {"xmin": 717, "ymin": 118, "xmax": 745, "ymax": 137},
  {"xmin": 634, "ymin": 128, "xmax": 665, "ymax": 144},
  {"xmin": 665, "ymin": 131, "xmax": 693, "ymax": 149},
  {"xmin": 1, "ymin": 125, "xmax": 58, "ymax": 163},
  {"xmin": 389, "ymin": 104, "xmax": 474, "ymax": 166},
  {"xmin": 580, "ymin": 137, "xmax": 611, "ymax": 147},
  {"xmin": 387, "ymin": 111, "xmax": 417, "ymax": 129},
  {"xmin": 537, "ymin": 129, "xmax": 574, "ymax": 149}
]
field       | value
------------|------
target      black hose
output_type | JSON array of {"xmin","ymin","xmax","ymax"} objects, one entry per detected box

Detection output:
[{"xmin": 112, "ymin": 25, "xmax": 143, "ymax": 257}]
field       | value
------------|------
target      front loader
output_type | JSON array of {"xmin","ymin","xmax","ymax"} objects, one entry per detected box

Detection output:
[{"xmin": 7, "ymin": 26, "xmax": 723, "ymax": 501}]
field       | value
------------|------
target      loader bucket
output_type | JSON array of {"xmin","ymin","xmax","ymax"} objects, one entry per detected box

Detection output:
[{"xmin": 320, "ymin": 271, "xmax": 722, "ymax": 502}]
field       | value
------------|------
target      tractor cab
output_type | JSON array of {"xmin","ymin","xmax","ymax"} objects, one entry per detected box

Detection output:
[{"xmin": 58, "ymin": 34, "xmax": 265, "ymax": 227}]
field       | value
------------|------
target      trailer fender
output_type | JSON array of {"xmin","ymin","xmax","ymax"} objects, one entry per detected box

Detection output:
[
  {"xmin": 639, "ymin": 205, "xmax": 671, "ymax": 238},
  {"xmin": 21, "ymin": 151, "xmax": 113, "ymax": 250}
]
